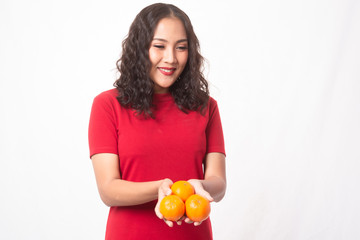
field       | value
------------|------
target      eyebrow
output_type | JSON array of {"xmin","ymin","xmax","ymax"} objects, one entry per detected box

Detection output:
[{"xmin": 152, "ymin": 38, "xmax": 188, "ymax": 43}]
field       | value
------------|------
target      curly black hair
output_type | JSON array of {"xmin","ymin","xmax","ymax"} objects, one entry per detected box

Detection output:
[{"xmin": 114, "ymin": 3, "xmax": 209, "ymax": 118}]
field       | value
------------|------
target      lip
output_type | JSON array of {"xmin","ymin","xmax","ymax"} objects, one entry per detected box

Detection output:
[{"xmin": 158, "ymin": 67, "xmax": 176, "ymax": 76}]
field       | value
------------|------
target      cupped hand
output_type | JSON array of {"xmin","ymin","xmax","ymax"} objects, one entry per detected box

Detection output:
[
  {"xmin": 185, "ymin": 179, "xmax": 214, "ymax": 226},
  {"xmin": 155, "ymin": 178, "xmax": 184, "ymax": 227}
]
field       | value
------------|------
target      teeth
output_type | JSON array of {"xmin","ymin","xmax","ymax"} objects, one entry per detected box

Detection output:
[{"xmin": 160, "ymin": 68, "xmax": 174, "ymax": 73}]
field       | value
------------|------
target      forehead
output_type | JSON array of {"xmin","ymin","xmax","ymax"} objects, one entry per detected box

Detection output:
[{"xmin": 153, "ymin": 17, "xmax": 187, "ymax": 40}]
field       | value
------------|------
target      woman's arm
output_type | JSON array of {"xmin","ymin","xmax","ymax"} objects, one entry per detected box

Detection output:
[
  {"xmin": 188, "ymin": 152, "xmax": 226, "ymax": 202},
  {"xmin": 182, "ymin": 152, "xmax": 226, "ymax": 226},
  {"xmin": 91, "ymin": 153, "xmax": 166, "ymax": 207},
  {"xmin": 200, "ymin": 152, "xmax": 227, "ymax": 202}
]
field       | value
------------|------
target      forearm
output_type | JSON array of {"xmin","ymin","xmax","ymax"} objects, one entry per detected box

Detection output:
[
  {"xmin": 91, "ymin": 153, "xmax": 165, "ymax": 207},
  {"xmin": 99, "ymin": 179, "xmax": 163, "ymax": 207},
  {"xmin": 199, "ymin": 152, "xmax": 226, "ymax": 202},
  {"xmin": 200, "ymin": 176, "xmax": 226, "ymax": 202}
]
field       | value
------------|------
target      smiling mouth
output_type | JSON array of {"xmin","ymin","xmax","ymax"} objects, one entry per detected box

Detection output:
[{"xmin": 158, "ymin": 67, "xmax": 176, "ymax": 75}]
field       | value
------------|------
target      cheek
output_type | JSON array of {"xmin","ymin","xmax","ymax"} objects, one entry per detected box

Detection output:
[
  {"xmin": 149, "ymin": 49, "xmax": 160, "ymax": 66},
  {"xmin": 177, "ymin": 52, "xmax": 188, "ymax": 66},
  {"xmin": 181, "ymin": 53, "xmax": 189, "ymax": 67}
]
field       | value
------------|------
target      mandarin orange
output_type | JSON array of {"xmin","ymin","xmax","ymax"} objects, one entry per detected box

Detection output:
[
  {"xmin": 185, "ymin": 194, "xmax": 211, "ymax": 222},
  {"xmin": 171, "ymin": 180, "xmax": 195, "ymax": 202},
  {"xmin": 159, "ymin": 195, "xmax": 185, "ymax": 221}
]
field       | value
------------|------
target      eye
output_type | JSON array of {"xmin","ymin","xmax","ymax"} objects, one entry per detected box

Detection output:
[
  {"xmin": 153, "ymin": 45, "xmax": 165, "ymax": 49},
  {"xmin": 177, "ymin": 46, "xmax": 188, "ymax": 51}
]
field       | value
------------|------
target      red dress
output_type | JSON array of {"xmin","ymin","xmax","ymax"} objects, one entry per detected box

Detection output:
[{"xmin": 88, "ymin": 89, "xmax": 225, "ymax": 240}]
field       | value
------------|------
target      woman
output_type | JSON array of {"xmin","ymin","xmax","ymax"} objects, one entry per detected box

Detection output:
[{"xmin": 88, "ymin": 3, "xmax": 226, "ymax": 239}]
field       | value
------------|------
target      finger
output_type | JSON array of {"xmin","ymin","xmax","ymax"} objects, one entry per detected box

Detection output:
[
  {"xmin": 160, "ymin": 184, "xmax": 172, "ymax": 197},
  {"xmin": 197, "ymin": 189, "xmax": 214, "ymax": 202},
  {"xmin": 154, "ymin": 204, "xmax": 163, "ymax": 219},
  {"xmin": 203, "ymin": 191, "xmax": 214, "ymax": 202},
  {"xmin": 155, "ymin": 210, "xmax": 163, "ymax": 219},
  {"xmin": 194, "ymin": 221, "xmax": 202, "ymax": 226},
  {"xmin": 164, "ymin": 219, "xmax": 173, "ymax": 227},
  {"xmin": 184, "ymin": 217, "xmax": 193, "ymax": 224},
  {"xmin": 195, "ymin": 215, "xmax": 209, "ymax": 226},
  {"xmin": 164, "ymin": 188, "xmax": 172, "ymax": 196},
  {"xmin": 176, "ymin": 216, "xmax": 186, "ymax": 225},
  {"xmin": 158, "ymin": 188, "xmax": 166, "ymax": 199}
]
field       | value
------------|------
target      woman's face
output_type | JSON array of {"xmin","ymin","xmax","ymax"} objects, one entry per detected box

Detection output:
[{"xmin": 149, "ymin": 17, "xmax": 188, "ymax": 93}]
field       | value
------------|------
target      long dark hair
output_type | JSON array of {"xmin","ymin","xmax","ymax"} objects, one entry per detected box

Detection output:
[{"xmin": 114, "ymin": 3, "xmax": 209, "ymax": 117}]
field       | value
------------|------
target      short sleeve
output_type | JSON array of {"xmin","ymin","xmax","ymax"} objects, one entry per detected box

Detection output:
[
  {"xmin": 88, "ymin": 92, "xmax": 119, "ymax": 158},
  {"xmin": 206, "ymin": 98, "xmax": 226, "ymax": 156}
]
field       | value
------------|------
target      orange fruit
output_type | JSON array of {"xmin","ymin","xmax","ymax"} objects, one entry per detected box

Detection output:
[
  {"xmin": 171, "ymin": 180, "xmax": 195, "ymax": 202},
  {"xmin": 159, "ymin": 195, "xmax": 185, "ymax": 221},
  {"xmin": 185, "ymin": 194, "xmax": 211, "ymax": 222}
]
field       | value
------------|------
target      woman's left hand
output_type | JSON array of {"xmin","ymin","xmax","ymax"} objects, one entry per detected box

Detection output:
[{"xmin": 185, "ymin": 179, "xmax": 214, "ymax": 226}]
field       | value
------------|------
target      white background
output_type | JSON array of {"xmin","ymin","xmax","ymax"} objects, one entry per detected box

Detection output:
[{"xmin": 1, "ymin": 0, "xmax": 359, "ymax": 239}]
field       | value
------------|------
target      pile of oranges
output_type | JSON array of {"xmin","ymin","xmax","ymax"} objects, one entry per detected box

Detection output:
[{"xmin": 159, "ymin": 180, "xmax": 211, "ymax": 222}]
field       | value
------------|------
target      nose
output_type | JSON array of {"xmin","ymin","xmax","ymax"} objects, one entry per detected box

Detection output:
[{"xmin": 163, "ymin": 48, "xmax": 177, "ymax": 64}]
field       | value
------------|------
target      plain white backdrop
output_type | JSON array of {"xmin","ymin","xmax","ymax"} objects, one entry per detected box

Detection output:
[{"xmin": 1, "ymin": 0, "xmax": 359, "ymax": 239}]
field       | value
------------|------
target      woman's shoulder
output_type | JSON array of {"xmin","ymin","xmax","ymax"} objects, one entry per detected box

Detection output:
[
  {"xmin": 91, "ymin": 89, "xmax": 120, "ymax": 110},
  {"xmin": 93, "ymin": 88, "xmax": 119, "ymax": 103},
  {"xmin": 95, "ymin": 88, "xmax": 118, "ymax": 99},
  {"xmin": 207, "ymin": 96, "xmax": 219, "ymax": 109},
  {"xmin": 208, "ymin": 96, "xmax": 217, "ymax": 104}
]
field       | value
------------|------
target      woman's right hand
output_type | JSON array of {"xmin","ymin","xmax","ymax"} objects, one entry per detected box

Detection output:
[{"xmin": 154, "ymin": 178, "xmax": 176, "ymax": 227}]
